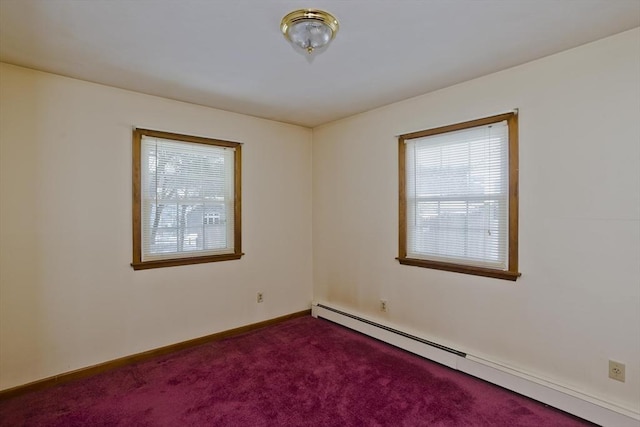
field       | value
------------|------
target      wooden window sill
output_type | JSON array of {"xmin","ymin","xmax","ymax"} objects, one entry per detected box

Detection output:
[
  {"xmin": 132, "ymin": 253, "xmax": 244, "ymax": 270},
  {"xmin": 397, "ymin": 257, "xmax": 521, "ymax": 281}
]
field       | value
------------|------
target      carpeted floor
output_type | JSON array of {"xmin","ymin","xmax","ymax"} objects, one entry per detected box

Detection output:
[{"xmin": 0, "ymin": 316, "xmax": 594, "ymax": 426}]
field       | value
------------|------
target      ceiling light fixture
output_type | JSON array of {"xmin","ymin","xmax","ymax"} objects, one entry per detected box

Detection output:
[{"xmin": 280, "ymin": 9, "xmax": 339, "ymax": 55}]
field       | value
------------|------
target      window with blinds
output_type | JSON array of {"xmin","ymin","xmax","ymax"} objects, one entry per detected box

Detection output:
[
  {"xmin": 131, "ymin": 129, "xmax": 242, "ymax": 270},
  {"xmin": 398, "ymin": 113, "xmax": 520, "ymax": 281}
]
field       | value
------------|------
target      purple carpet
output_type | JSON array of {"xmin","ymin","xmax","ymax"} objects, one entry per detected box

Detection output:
[{"xmin": 1, "ymin": 316, "xmax": 593, "ymax": 426}]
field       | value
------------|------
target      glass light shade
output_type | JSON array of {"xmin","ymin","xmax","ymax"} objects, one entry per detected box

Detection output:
[
  {"xmin": 281, "ymin": 9, "xmax": 339, "ymax": 55},
  {"xmin": 288, "ymin": 21, "xmax": 332, "ymax": 52}
]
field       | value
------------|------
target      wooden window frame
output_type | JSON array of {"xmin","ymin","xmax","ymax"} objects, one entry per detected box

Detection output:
[
  {"xmin": 131, "ymin": 128, "xmax": 243, "ymax": 270},
  {"xmin": 397, "ymin": 112, "xmax": 520, "ymax": 281}
]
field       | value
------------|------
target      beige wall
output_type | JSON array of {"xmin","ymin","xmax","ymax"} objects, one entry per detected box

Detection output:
[
  {"xmin": 0, "ymin": 63, "xmax": 313, "ymax": 390},
  {"xmin": 312, "ymin": 28, "xmax": 640, "ymax": 412}
]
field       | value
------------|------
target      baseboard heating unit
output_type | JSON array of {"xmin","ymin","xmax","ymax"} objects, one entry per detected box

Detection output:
[{"xmin": 312, "ymin": 302, "xmax": 640, "ymax": 427}]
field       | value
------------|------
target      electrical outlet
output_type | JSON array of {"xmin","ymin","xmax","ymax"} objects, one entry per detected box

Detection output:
[
  {"xmin": 609, "ymin": 360, "xmax": 625, "ymax": 382},
  {"xmin": 380, "ymin": 299, "xmax": 388, "ymax": 312},
  {"xmin": 257, "ymin": 292, "xmax": 263, "ymax": 303}
]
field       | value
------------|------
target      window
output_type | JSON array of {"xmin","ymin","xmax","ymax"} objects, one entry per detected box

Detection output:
[
  {"xmin": 398, "ymin": 112, "xmax": 520, "ymax": 280},
  {"xmin": 132, "ymin": 128, "xmax": 242, "ymax": 270}
]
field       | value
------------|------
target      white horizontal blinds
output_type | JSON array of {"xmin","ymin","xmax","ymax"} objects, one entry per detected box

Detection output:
[
  {"xmin": 406, "ymin": 121, "xmax": 509, "ymax": 269},
  {"xmin": 141, "ymin": 136, "xmax": 235, "ymax": 261}
]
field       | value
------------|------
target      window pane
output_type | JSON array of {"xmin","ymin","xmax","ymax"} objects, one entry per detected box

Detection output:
[
  {"xmin": 140, "ymin": 135, "xmax": 236, "ymax": 262},
  {"xmin": 405, "ymin": 120, "xmax": 509, "ymax": 270}
]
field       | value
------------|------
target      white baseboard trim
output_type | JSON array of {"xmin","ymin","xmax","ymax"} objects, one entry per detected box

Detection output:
[{"xmin": 312, "ymin": 302, "xmax": 640, "ymax": 427}]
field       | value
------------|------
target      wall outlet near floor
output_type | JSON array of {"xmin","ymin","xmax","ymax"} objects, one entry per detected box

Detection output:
[
  {"xmin": 380, "ymin": 299, "xmax": 388, "ymax": 312},
  {"xmin": 609, "ymin": 360, "xmax": 625, "ymax": 382},
  {"xmin": 257, "ymin": 292, "xmax": 264, "ymax": 303}
]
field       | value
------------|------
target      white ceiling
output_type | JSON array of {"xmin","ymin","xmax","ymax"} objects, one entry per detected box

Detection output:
[{"xmin": 1, "ymin": 0, "xmax": 639, "ymax": 128}]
